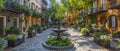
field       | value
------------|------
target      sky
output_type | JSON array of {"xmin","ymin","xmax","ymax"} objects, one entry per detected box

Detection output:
[{"xmin": 46, "ymin": 0, "xmax": 61, "ymax": 8}]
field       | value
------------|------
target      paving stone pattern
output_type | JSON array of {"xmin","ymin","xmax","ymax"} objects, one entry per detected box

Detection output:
[{"xmin": 13, "ymin": 28, "xmax": 109, "ymax": 51}]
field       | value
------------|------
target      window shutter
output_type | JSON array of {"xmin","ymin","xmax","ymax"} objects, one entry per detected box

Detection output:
[{"xmin": 109, "ymin": 15, "xmax": 118, "ymax": 29}]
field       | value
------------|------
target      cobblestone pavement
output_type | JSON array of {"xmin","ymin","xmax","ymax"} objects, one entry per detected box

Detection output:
[
  {"xmin": 67, "ymin": 28, "xmax": 109, "ymax": 51},
  {"xmin": 13, "ymin": 28, "xmax": 109, "ymax": 51}
]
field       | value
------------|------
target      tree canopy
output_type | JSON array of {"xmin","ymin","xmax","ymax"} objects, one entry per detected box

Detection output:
[{"xmin": 47, "ymin": 0, "xmax": 91, "ymax": 23}]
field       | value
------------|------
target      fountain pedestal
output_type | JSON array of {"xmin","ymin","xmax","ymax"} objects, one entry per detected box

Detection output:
[{"xmin": 52, "ymin": 28, "xmax": 66, "ymax": 39}]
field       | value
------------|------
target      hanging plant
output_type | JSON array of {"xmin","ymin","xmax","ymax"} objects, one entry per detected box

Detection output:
[
  {"xmin": 23, "ymin": 6, "xmax": 32, "ymax": 16},
  {"xmin": 0, "ymin": 0, "xmax": 5, "ymax": 10},
  {"xmin": 32, "ymin": 10, "xmax": 41, "ymax": 17}
]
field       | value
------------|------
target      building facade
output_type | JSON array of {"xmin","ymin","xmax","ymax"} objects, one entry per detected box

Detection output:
[
  {"xmin": 0, "ymin": 0, "xmax": 47, "ymax": 36},
  {"xmin": 84, "ymin": 0, "xmax": 120, "ymax": 33}
]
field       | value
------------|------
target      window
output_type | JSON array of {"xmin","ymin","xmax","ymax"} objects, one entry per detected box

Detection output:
[
  {"xmin": 93, "ymin": 1, "xmax": 97, "ymax": 13},
  {"xmin": 24, "ymin": 0, "xmax": 30, "ymax": 7},
  {"xmin": 13, "ymin": 18, "xmax": 17, "ymax": 27},
  {"xmin": 109, "ymin": 15, "xmax": 117, "ymax": 29},
  {"xmin": 88, "ymin": 7, "xmax": 91, "ymax": 14},
  {"xmin": 110, "ymin": 0, "xmax": 116, "ymax": 5},
  {"xmin": 24, "ymin": 0, "xmax": 27, "ymax": 6},
  {"xmin": 31, "ymin": 3, "xmax": 34, "ymax": 10},
  {"xmin": 36, "ymin": 6, "xmax": 38, "ymax": 11},
  {"xmin": 100, "ymin": 0, "xmax": 106, "ymax": 10}
]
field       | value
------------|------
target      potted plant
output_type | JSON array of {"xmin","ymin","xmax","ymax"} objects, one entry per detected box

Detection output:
[
  {"xmin": 92, "ymin": 32, "xmax": 102, "ymax": 43},
  {"xmin": 36, "ymin": 25, "xmax": 43, "ymax": 33},
  {"xmin": 28, "ymin": 26, "xmax": 36, "ymax": 38},
  {"xmin": 99, "ymin": 34, "xmax": 111, "ymax": 47},
  {"xmin": 6, "ymin": 34, "xmax": 17, "ymax": 47},
  {"xmin": 112, "ymin": 31, "xmax": 120, "ymax": 38},
  {"xmin": 0, "ymin": 38, "xmax": 4, "ymax": 51},
  {"xmin": 4, "ymin": 26, "xmax": 11, "ymax": 35},
  {"xmin": 80, "ymin": 28, "xmax": 89, "ymax": 36}
]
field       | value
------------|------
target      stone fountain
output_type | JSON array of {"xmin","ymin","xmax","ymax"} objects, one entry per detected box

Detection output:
[
  {"xmin": 42, "ymin": 19, "xmax": 74, "ymax": 50},
  {"xmin": 52, "ymin": 19, "xmax": 67, "ymax": 39}
]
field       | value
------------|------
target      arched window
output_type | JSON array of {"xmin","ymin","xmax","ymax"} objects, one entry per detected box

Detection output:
[{"xmin": 109, "ymin": 15, "xmax": 117, "ymax": 29}]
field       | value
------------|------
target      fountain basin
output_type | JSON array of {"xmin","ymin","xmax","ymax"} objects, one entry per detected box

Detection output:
[
  {"xmin": 50, "ymin": 32, "xmax": 70, "ymax": 36},
  {"xmin": 42, "ymin": 42, "xmax": 74, "ymax": 50},
  {"xmin": 52, "ymin": 28, "xmax": 67, "ymax": 33}
]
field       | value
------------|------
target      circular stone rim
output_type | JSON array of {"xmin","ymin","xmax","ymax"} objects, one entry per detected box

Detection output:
[
  {"xmin": 42, "ymin": 42, "xmax": 74, "ymax": 50},
  {"xmin": 50, "ymin": 33, "xmax": 70, "ymax": 36}
]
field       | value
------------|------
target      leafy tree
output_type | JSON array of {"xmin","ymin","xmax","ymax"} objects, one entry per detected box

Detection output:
[
  {"xmin": 48, "ymin": 0, "xmax": 66, "ymax": 23},
  {"xmin": 61, "ymin": 0, "xmax": 91, "ymax": 25}
]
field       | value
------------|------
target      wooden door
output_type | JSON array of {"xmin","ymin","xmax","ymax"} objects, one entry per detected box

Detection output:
[{"xmin": 0, "ymin": 17, "xmax": 4, "ymax": 37}]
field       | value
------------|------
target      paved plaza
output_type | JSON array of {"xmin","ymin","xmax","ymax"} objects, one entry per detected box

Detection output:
[{"xmin": 12, "ymin": 28, "xmax": 109, "ymax": 51}]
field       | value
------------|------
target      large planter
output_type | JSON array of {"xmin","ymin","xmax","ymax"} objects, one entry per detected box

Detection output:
[
  {"xmin": 94, "ymin": 38, "xmax": 110, "ymax": 47},
  {"xmin": 100, "ymin": 40, "xmax": 110, "ymax": 47},
  {"xmin": 37, "ymin": 29, "xmax": 42, "ymax": 33},
  {"xmin": 110, "ymin": 38, "xmax": 120, "ymax": 50},
  {"xmin": 42, "ymin": 42, "xmax": 74, "ymax": 50},
  {"xmin": 28, "ymin": 32, "xmax": 36, "ymax": 38},
  {"xmin": 8, "ymin": 35, "xmax": 25, "ymax": 47},
  {"xmin": 112, "ymin": 33, "xmax": 120, "ymax": 38},
  {"xmin": 8, "ymin": 39, "xmax": 23, "ymax": 47},
  {"xmin": 3, "ymin": 40, "xmax": 8, "ymax": 48}
]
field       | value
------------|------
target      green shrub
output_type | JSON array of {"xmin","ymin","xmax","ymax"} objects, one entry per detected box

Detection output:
[
  {"xmin": 4, "ymin": 26, "xmax": 11, "ymax": 31},
  {"xmin": 100, "ymin": 35, "xmax": 111, "ymax": 41},
  {"xmin": 113, "ymin": 31, "xmax": 120, "ymax": 34},
  {"xmin": 92, "ymin": 32, "xmax": 107, "ymax": 38},
  {"xmin": 117, "ymin": 40, "xmax": 120, "ymax": 48},
  {"xmin": 92, "ymin": 32, "xmax": 102, "ymax": 38},
  {"xmin": 11, "ymin": 27, "xmax": 20, "ymax": 35},
  {"xmin": 0, "ymin": 38, "xmax": 4, "ymax": 51},
  {"xmin": 80, "ymin": 28, "xmax": 89, "ymax": 35},
  {"xmin": 24, "ymin": 6, "xmax": 32, "ymax": 16},
  {"xmin": 0, "ymin": 0, "xmax": 5, "ymax": 10},
  {"xmin": 90, "ymin": 24, "xmax": 97, "ymax": 29},
  {"xmin": 6, "ymin": 34, "xmax": 17, "ymax": 41},
  {"xmin": 46, "ymin": 36, "xmax": 71, "ymax": 47},
  {"xmin": 0, "ymin": 38, "xmax": 4, "ymax": 48}
]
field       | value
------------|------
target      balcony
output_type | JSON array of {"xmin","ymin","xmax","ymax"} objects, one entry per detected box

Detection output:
[
  {"xmin": 109, "ymin": 0, "xmax": 120, "ymax": 9},
  {"xmin": 4, "ymin": 1, "xmax": 24, "ymax": 14},
  {"xmin": 96, "ymin": 5, "xmax": 107, "ymax": 14}
]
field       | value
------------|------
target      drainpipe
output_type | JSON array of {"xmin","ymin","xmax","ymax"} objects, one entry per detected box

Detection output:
[{"xmin": 19, "ymin": 14, "xmax": 24, "ymax": 32}]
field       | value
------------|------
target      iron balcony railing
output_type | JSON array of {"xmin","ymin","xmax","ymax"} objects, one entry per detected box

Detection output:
[
  {"xmin": 109, "ymin": 0, "xmax": 120, "ymax": 9},
  {"xmin": 4, "ymin": 1, "xmax": 24, "ymax": 13}
]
